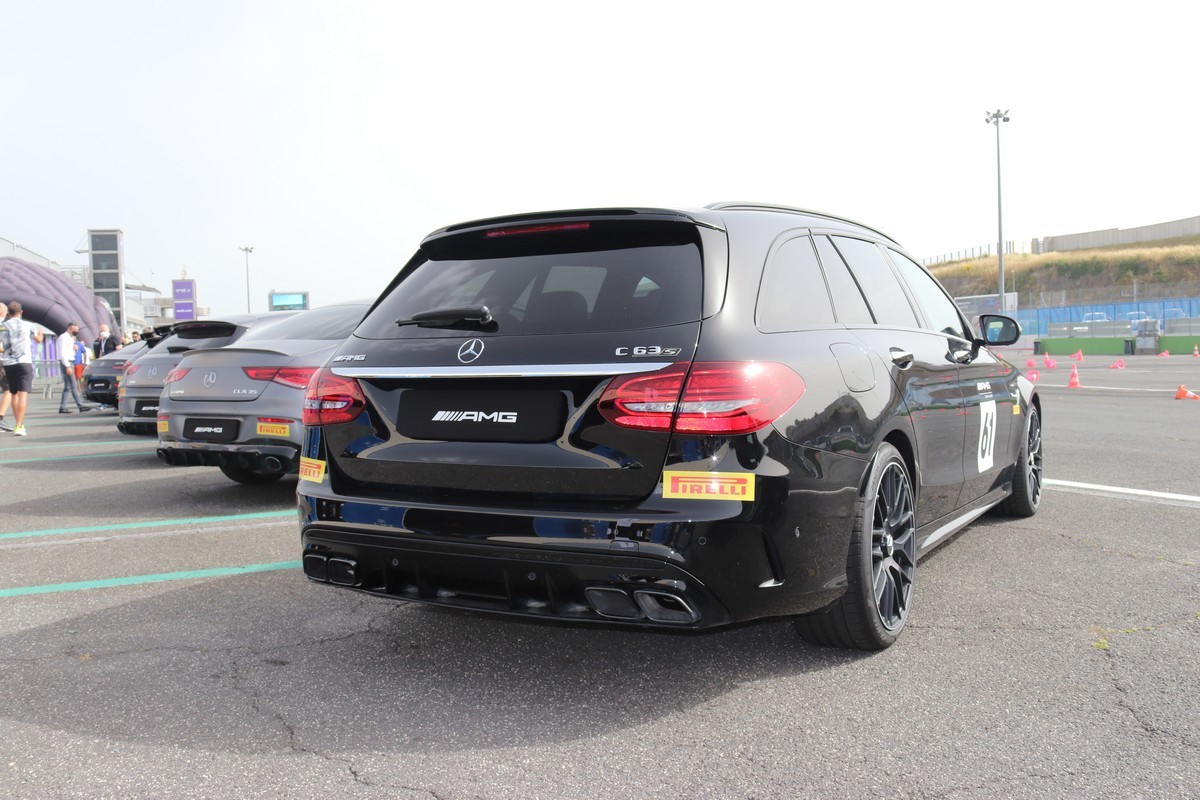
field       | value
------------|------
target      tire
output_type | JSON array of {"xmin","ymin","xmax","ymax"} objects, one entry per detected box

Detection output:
[
  {"xmin": 795, "ymin": 443, "xmax": 916, "ymax": 650},
  {"xmin": 219, "ymin": 462, "xmax": 285, "ymax": 485},
  {"xmin": 998, "ymin": 405, "xmax": 1042, "ymax": 517}
]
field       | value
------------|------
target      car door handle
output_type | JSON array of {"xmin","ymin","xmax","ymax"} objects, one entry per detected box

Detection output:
[{"xmin": 889, "ymin": 348, "xmax": 914, "ymax": 369}]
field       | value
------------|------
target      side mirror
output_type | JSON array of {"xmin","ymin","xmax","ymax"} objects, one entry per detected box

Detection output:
[{"xmin": 975, "ymin": 314, "xmax": 1021, "ymax": 348}]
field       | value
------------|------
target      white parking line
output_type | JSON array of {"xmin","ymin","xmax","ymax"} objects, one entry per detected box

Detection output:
[{"xmin": 1044, "ymin": 479, "xmax": 1200, "ymax": 506}]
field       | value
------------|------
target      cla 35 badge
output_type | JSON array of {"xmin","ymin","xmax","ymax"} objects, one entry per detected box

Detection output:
[{"xmin": 662, "ymin": 471, "xmax": 756, "ymax": 501}]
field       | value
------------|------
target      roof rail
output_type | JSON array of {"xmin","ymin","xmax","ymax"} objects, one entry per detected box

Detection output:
[{"xmin": 705, "ymin": 202, "xmax": 899, "ymax": 245}]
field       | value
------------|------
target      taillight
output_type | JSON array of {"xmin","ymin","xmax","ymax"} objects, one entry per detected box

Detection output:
[
  {"xmin": 124, "ymin": 364, "xmax": 141, "ymax": 377},
  {"xmin": 485, "ymin": 222, "xmax": 590, "ymax": 238},
  {"xmin": 303, "ymin": 368, "xmax": 365, "ymax": 426},
  {"xmin": 164, "ymin": 367, "xmax": 190, "ymax": 384},
  {"xmin": 243, "ymin": 366, "xmax": 318, "ymax": 390},
  {"xmin": 598, "ymin": 361, "xmax": 804, "ymax": 435}
]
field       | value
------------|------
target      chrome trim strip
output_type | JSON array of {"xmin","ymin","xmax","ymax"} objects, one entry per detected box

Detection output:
[{"xmin": 330, "ymin": 362, "xmax": 674, "ymax": 379}]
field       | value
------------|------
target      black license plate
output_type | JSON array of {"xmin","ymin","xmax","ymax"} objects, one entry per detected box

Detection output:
[
  {"xmin": 184, "ymin": 418, "xmax": 239, "ymax": 442},
  {"xmin": 397, "ymin": 389, "xmax": 565, "ymax": 443},
  {"xmin": 134, "ymin": 399, "xmax": 160, "ymax": 416}
]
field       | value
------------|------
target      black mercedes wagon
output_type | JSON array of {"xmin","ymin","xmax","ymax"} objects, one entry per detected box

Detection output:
[{"xmin": 298, "ymin": 203, "xmax": 1042, "ymax": 650}]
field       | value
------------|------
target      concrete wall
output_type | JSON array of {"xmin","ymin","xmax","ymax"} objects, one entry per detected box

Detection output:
[{"xmin": 1036, "ymin": 215, "xmax": 1200, "ymax": 253}]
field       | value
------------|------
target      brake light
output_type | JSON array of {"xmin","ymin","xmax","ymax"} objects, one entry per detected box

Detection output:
[
  {"xmin": 164, "ymin": 367, "xmax": 190, "ymax": 384},
  {"xmin": 123, "ymin": 364, "xmax": 141, "ymax": 377},
  {"xmin": 303, "ymin": 368, "xmax": 365, "ymax": 426},
  {"xmin": 598, "ymin": 362, "xmax": 804, "ymax": 435},
  {"xmin": 243, "ymin": 366, "xmax": 318, "ymax": 390},
  {"xmin": 485, "ymin": 222, "xmax": 590, "ymax": 238}
]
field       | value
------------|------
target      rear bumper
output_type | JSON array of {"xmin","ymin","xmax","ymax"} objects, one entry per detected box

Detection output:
[
  {"xmin": 158, "ymin": 440, "xmax": 300, "ymax": 473},
  {"xmin": 298, "ymin": 456, "xmax": 866, "ymax": 630}
]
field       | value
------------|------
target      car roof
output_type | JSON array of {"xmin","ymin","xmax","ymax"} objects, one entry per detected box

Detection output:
[{"xmin": 420, "ymin": 202, "xmax": 899, "ymax": 247}]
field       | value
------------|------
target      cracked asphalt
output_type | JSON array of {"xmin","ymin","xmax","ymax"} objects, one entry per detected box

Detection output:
[{"xmin": 1, "ymin": 355, "xmax": 1198, "ymax": 798}]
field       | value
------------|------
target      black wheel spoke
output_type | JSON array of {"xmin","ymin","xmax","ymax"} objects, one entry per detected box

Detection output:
[{"xmin": 869, "ymin": 461, "xmax": 916, "ymax": 631}]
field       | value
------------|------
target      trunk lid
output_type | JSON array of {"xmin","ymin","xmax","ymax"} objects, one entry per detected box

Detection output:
[{"xmin": 320, "ymin": 215, "xmax": 717, "ymax": 505}]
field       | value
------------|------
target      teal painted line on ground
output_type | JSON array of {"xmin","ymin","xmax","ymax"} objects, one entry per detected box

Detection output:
[
  {"xmin": 0, "ymin": 439, "xmax": 134, "ymax": 452},
  {"xmin": 0, "ymin": 560, "xmax": 303, "ymax": 598},
  {"xmin": 0, "ymin": 510, "xmax": 295, "ymax": 540},
  {"xmin": 0, "ymin": 449, "xmax": 156, "ymax": 465}
]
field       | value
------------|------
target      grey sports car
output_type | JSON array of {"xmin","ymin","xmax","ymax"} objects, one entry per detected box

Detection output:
[
  {"xmin": 156, "ymin": 301, "xmax": 369, "ymax": 484},
  {"xmin": 117, "ymin": 313, "xmax": 297, "ymax": 435}
]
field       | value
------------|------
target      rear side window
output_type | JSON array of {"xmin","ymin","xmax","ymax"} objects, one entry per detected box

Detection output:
[
  {"xmin": 356, "ymin": 221, "xmax": 703, "ymax": 338},
  {"xmin": 812, "ymin": 236, "xmax": 874, "ymax": 324},
  {"xmin": 887, "ymin": 249, "xmax": 967, "ymax": 340},
  {"xmin": 757, "ymin": 235, "xmax": 835, "ymax": 332},
  {"xmin": 830, "ymin": 236, "xmax": 919, "ymax": 328}
]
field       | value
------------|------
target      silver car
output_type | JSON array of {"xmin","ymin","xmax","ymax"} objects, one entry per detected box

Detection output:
[
  {"xmin": 118, "ymin": 314, "xmax": 296, "ymax": 435},
  {"xmin": 156, "ymin": 302, "xmax": 369, "ymax": 484}
]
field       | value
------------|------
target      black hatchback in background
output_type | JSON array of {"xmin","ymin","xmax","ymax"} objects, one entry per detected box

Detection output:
[{"xmin": 298, "ymin": 203, "xmax": 1042, "ymax": 650}]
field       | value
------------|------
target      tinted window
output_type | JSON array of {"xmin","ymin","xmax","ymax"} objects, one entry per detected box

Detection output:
[
  {"xmin": 831, "ymin": 236, "xmax": 919, "ymax": 328},
  {"xmin": 240, "ymin": 305, "xmax": 369, "ymax": 342},
  {"xmin": 812, "ymin": 236, "xmax": 874, "ymax": 324},
  {"xmin": 356, "ymin": 223, "xmax": 703, "ymax": 338},
  {"xmin": 757, "ymin": 235, "xmax": 835, "ymax": 332},
  {"xmin": 887, "ymin": 249, "xmax": 966, "ymax": 339}
]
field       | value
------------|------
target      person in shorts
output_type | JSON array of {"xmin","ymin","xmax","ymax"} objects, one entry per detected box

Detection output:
[
  {"xmin": 0, "ymin": 303, "xmax": 9, "ymax": 430},
  {"xmin": 1, "ymin": 301, "xmax": 45, "ymax": 436}
]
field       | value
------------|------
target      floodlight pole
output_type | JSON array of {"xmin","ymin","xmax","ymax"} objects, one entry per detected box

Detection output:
[
  {"xmin": 240, "ymin": 246, "xmax": 254, "ymax": 313},
  {"xmin": 986, "ymin": 109, "xmax": 1010, "ymax": 313}
]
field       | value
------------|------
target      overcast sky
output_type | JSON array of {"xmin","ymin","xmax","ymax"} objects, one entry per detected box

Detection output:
[{"xmin": 2, "ymin": 1, "xmax": 1196, "ymax": 317}]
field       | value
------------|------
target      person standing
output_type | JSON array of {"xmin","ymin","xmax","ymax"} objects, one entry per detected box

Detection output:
[
  {"xmin": 73, "ymin": 336, "xmax": 89, "ymax": 392},
  {"xmin": 93, "ymin": 324, "xmax": 120, "ymax": 358},
  {"xmin": 1, "ymin": 301, "xmax": 45, "ymax": 436},
  {"xmin": 56, "ymin": 322, "xmax": 91, "ymax": 413},
  {"xmin": 0, "ymin": 303, "xmax": 10, "ymax": 431}
]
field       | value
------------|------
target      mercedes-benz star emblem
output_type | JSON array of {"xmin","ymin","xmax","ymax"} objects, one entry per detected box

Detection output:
[
  {"xmin": 457, "ymin": 338, "xmax": 485, "ymax": 364},
  {"xmin": 203, "ymin": 371, "xmax": 218, "ymax": 389}
]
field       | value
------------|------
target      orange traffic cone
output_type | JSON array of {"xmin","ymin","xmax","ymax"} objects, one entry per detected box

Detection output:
[
  {"xmin": 1067, "ymin": 364, "xmax": 1082, "ymax": 389},
  {"xmin": 1175, "ymin": 385, "xmax": 1200, "ymax": 400},
  {"xmin": 1109, "ymin": 359, "xmax": 1126, "ymax": 370},
  {"xmin": 1071, "ymin": 349, "xmax": 1084, "ymax": 361},
  {"xmin": 1159, "ymin": 350, "xmax": 1170, "ymax": 357},
  {"xmin": 1193, "ymin": 344, "xmax": 1199, "ymax": 358}
]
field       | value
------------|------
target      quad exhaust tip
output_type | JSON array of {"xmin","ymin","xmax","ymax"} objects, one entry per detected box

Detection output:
[{"xmin": 585, "ymin": 586, "xmax": 699, "ymax": 624}]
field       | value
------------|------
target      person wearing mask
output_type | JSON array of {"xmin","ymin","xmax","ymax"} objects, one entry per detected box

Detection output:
[
  {"xmin": 93, "ymin": 324, "xmax": 120, "ymax": 358},
  {"xmin": 0, "ymin": 301, "xmax": 45, "ymax": 436},
  {"xmin": 56, "ymin": 322, "xmax": 92, "ymax": 414}
]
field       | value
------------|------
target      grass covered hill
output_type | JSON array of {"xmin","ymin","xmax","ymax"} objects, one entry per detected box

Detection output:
[{"xmin": 928, "ymin": 235, "xmax": 1200, "ymax": 300}]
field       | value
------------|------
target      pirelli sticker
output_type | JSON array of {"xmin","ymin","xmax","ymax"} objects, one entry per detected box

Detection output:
[
  {"xmin": 662, "ymin": 470, "xmax": 755, "ymax": 501},
  {"xmin": 256, "ymin": 421, "xmax": 291, "ymax": 437},
  {"xmin": 298, "ymin": 457, "xmax": 326, "ymax": 483},
  {"xmin": 157, "ymin": 417, "xmax": 169, "ymax": 434}
]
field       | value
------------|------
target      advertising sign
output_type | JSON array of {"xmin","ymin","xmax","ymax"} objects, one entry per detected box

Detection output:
[{"xmin": 172, "ymin": 279, "xmax": 197, "ymax": 321}]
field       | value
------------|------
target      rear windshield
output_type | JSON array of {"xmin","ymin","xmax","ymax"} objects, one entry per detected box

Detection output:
[
  {"xmin": 159, "ymin": 322, "xmax": 242, "ymax": 353},
  {"xmin": 355, "ymin": 221, "xmax": 703, "ymax": 338},
  {"xmin": 239, "ymin": 305, "xmax": 368, "ymax": 342}
]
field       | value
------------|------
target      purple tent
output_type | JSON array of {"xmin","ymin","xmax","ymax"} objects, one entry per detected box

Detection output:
[{"xmin": 0, "ymin": 256, "xmax": 119, "ymax": 344}]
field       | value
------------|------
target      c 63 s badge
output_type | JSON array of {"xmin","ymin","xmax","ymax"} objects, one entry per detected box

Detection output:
[
  {"xmin": 662, "ymin": 471, "xmax": 755, "ymax": 501},
  {"xmin": 299, "ymin": 457, "xmax": 326, "ymax": 483},
  {"xmin": 616, "ymin": 345, "xmax": 682, "ymax": 357}
]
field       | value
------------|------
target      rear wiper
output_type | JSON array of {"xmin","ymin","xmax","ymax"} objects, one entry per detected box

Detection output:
[{"xmin": 396, "ymin": 304, "xmax": 496, "ymax": 329}]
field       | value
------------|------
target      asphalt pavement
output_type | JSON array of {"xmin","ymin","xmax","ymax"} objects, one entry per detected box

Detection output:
[{"xmin": 1, "ymin": 354, "xmax": 1198, "ymax": 799}]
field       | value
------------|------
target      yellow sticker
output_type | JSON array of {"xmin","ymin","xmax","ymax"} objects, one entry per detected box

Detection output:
[
  {"xmin": 1013, "ymin": 404, "xmax": 1022, "ymax": 415},
  {"xmin": 298, "ymin": 457, "xmax": 326, "ymax": 483},
  {"xmin": 157, "ymin": 418, "xmax": 168, "ymax": 434},
  {"xmin": 118, "ymin": 387, "xmax": 126, "ymax": 398},
  {"xmin": 256, "ymin": 422, "xmax": 291, "ymax": 437},
  {"xmin": 662, "ymin": 470, "xmax": 755, "ymax": 501}
]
